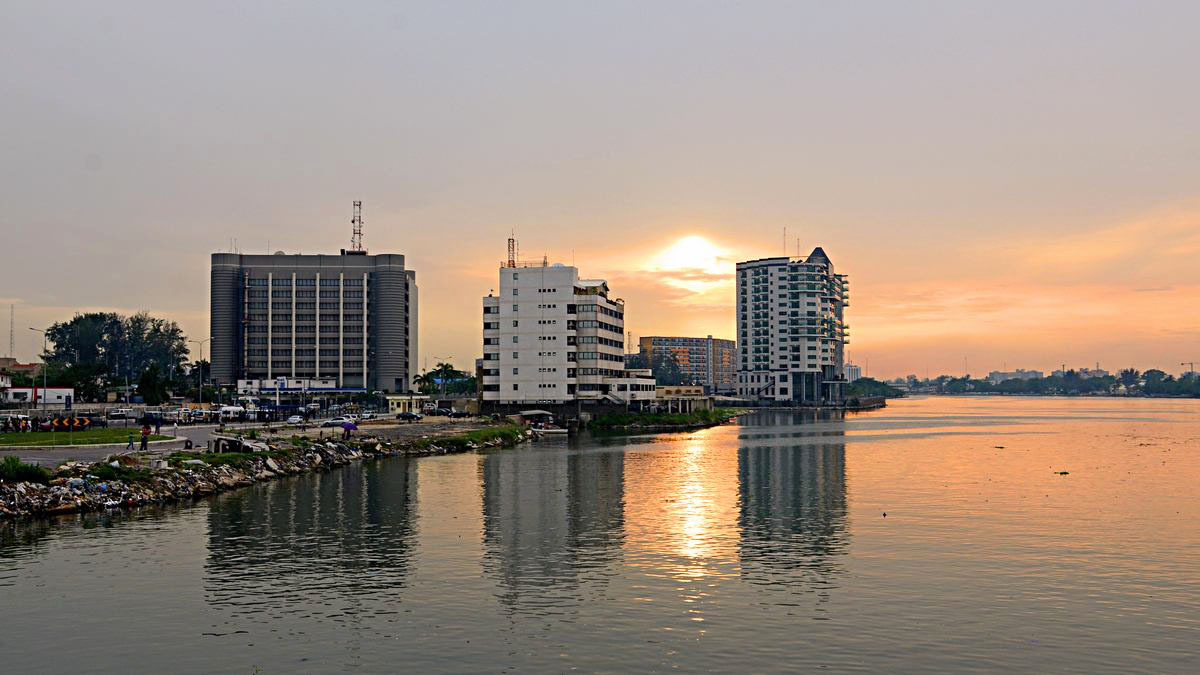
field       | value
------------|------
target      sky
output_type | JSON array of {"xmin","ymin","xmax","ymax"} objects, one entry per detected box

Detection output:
[{"xmin": 2, "ymin": 1, "xmax": 1198, "ymax": 379}]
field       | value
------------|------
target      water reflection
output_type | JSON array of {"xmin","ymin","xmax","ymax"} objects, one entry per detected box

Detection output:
[
  {"xmin": 203, "ymin": 459, "xmax": 418, "ymax": 626},
  {"xmin": 480, "ymin": 447, "xmax": 625, "ymax": 613},
  {"xmin": 737, "ymin": 418, "xmax": 848, "ymax": 607}
]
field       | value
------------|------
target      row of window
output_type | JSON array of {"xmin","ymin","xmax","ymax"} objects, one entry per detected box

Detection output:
[{"xmin": 248, "ymin": 277, "xmax": 366, "ymax": 287}]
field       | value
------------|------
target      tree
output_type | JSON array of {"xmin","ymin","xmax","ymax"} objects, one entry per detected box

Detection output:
[
  {"xmin": 137, "ymin": 363, "xmax": 168, "ymax": 406},
  {"xmin": 847, "ymin": 377, "xmax": 903, "ymax": 398},
  {"xmin": 624, "ymin": 352, "xmax": 648, "ymax": 370},
  {"xmin": 1118, "ymin": 368, "xmax": 1140, "ymax": 393},
  {"xmin": 44, "ymin": 311, "xmax": 188, "ymax": 392},
  {"xmin": 413, "ymin": 371, "xmax": 437, "ymax": 394},
  {"xmin": 650, "ymin": 351, "xmax": 684, "ymax": 386}
]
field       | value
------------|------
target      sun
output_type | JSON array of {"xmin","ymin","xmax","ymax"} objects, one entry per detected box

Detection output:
[
  {"xmin": 645, "ymin": 235, "xmax": 732, "ymax": 297},
  {"xmin": 649, "ymin": 235, "xmax": 727, "ymax": 275}
]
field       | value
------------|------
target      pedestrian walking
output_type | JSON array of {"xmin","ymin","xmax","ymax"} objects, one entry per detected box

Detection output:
[
  {"xmin": 126, "ymin": 431, "xmax": 135, "ymax": 451},
  {"xmin": 155, "ymin": 418, "xmax": 162, "ymax": 435},
  {"xmin": 140, "ymin": 423, "xmax": 150, "ymax": 451}
]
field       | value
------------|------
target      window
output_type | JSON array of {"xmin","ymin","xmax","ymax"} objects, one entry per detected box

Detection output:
[
  {"xmin": 512, "ymin": 384, "xmax": 519, "ymax": 391},
  {"xmin": 513, "ymin": 352, "xmax": 519, "ymax": 358},
  {"xmin": 512, "ymin": 336, "xmax": 519, "ymax": 343},
  {"xmin": 513, "ymin": 368, "xmax": 519, "ymax": 375},
  {"xmin": 513, "ymin": 304, "xmax": 518, "ymax": 311},
  {"xmin": 513, "ymin": 289, "xmax": 518, "ymax": 296},
  {"xmin": 513, "ymin": 273, "xmax": 518, "ymax": 280},
  {"xmin": 513, "ymin": 320, "xmax": 519, "ymax": 327}
]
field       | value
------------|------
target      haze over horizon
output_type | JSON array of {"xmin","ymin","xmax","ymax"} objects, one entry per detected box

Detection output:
[{"xmin": 3, "ymin": 1, "xmax": 1198, "ymax": 379}]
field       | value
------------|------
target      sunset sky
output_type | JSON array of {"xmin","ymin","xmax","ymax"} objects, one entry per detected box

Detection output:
[{"xmin": 3, "ymin": 2, "xmax": 1198, "ymax": 379}]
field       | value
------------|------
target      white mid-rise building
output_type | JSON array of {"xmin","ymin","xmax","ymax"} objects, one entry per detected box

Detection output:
[
  {"xmin": 844, "ymin": 363, "xmax": 862, "ymax": 383},
  {"xmin": 481, "ymin": 262, "xmax": 655, "ymax": 405},
  {"xmin": 735, "ymin": 247, "xmax": 849, "ymax": 404}
]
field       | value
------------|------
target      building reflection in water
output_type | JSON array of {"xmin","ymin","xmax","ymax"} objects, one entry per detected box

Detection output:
[
  {"xmin": 736, "ymin": 410, "xmax": 849, "ymax": 607},
  {"xmin": 480, "ymin": 446, "xmax": 625, "ymax": 614},
  {"xmin": 203, "ymin": 458, "xmax": 418, "ymax": 626}
]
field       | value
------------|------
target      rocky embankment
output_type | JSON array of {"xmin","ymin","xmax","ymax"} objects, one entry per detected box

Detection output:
[{"xmin": 0, "ymin": 426, "xmax": 530, "ymax": 520}]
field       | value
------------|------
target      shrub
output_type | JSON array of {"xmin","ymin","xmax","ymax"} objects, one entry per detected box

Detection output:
[
  {"xmin": 86, "ymin": 462, "xmax": 152, "ymax": 483},
  {"xmin": 0, "ymin": 456, "xmax": 51, "ymax": 484}
]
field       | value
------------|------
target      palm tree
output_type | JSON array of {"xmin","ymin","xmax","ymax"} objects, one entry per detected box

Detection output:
[
  {"xmin": 412, "ymin": 371, "xmax": 437, "ymax": 395},
  {"xmin": 432, "ymin": 362, "xmax": 462, "ymax": 397}
]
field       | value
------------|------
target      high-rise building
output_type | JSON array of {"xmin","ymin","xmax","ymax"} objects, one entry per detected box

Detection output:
[
  {"xmin": 210, "ymin": 250, "xmax": 417, "ymax": 393},
  {"xmin": 638, "ymin": 335, "xmax": 736, "ymax": 393},
  {"xmin": 481, "ymin": 261, "xmax": 654, "ymax": 405},
  {"xmin": 735, "ymin": 247, "xmax": 848, "ymax": 404},
  {"xmin": 844, "ymin": 363, "xmax": 862, "ymax": 383}
]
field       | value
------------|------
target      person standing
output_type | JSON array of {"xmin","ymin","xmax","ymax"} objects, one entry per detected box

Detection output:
[
  {"xmin": 172, "ymin": 421, "xmax": 178, "ymax": 438},
  {"xmin": 140, "ymin": 422, "xmax": 150, "ymax": 451}
]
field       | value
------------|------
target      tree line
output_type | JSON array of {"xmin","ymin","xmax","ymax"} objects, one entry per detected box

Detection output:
[
  {"xmin": 7, "ymin": 312, "xmax": 197, "ymax": 405},
  {"xmin": 902, "ymin": 368, "xmax": 1200, "ymax": 397}
]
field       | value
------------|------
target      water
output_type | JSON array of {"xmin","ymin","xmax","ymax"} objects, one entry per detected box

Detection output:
[{"xmin": 2, "ymin": 396, "xmax": 1197, "ymax": 673}]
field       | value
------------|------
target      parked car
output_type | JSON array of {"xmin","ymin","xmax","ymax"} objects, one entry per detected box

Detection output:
[
  {"xmin": 435, "ymin": 408, "xmax": 453, "ymax": 416},
  {"xmin": 360, "ymin": 412, "xmax": 376, "ymax": 420},
  {"xmin": 107, "ymin": 408, "xmax": 134, "ymax": 419},
  {"xmin": 449, "ymin": 410, "xmax": 472, "ymax": 419},
  {"xmin": 396, "ymin": 411, "xmax": 422, "ymax": 423},
  {"xmin": 320, "ymin": 416, "xmax": 352, "ymax": 427},
  {"xmin": 286, "ymin": 415, "xmax": 305, "ymax": 425}
]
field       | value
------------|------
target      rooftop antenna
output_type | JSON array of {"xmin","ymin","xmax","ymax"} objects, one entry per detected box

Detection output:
[
  {"xmin": 8, "ymin": 305, "xmax": 13, "ymax": 358},
  {"xmin": 542, "ymin": 254, "xmax": 548, "ymax": 267},
  {"xmin": 507, "ymin": 232, "xmax": 518, "ymax": 268},
  {"xmin": 783, "ymin": 226, "xmax": 787, "ymax": 256},
  {"xmin": 350, "ymin": 201, "xmax": 364, "ymax": 252}
]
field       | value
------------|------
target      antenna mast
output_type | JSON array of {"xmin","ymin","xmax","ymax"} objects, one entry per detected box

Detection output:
[
  {"xmin": 8, "ymin": 305, "xmax": 13, "ymax": 358},
  {"xmin": 507, "ymin": 232, "xmax": 518, "ymax": 268},
  {"xmin": 350, "ymin": 201, "xmax": 364, "ymax": 252}
]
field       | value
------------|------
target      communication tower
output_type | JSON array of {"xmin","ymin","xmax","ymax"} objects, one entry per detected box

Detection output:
[
  {"xmin": 350, "ymin": 201, "xmax": 365, "ymax": 252},
  {"xmin": 507, "ymin": 233, "xmax": 518, "ymax": 268}
]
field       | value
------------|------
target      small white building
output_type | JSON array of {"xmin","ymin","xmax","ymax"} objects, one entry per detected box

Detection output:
[
  {"xmin": 844, "ymin": 363, "xmax": 862, "ymax": 383},
  {"xmin": 2, "ymin": 387, "xmax": 76, "ymax": 407},
  {"xmin": 385, "ymin": 393, "xmax": 429, "ymax": 414}
]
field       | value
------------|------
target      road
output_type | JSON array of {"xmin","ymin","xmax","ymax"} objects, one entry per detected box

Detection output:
[{"xmin": 2, "ymin": 417, "xmax": 490, "ymax": 467}]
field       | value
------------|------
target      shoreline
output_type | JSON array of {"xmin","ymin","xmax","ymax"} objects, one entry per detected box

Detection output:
[
  {"xmin": 588, "ymin": 408, "xmax": 746, "ymax": 433},
  {"xmin": 0, "ymin": 424, "xmax": 531, "ymax": 521}
]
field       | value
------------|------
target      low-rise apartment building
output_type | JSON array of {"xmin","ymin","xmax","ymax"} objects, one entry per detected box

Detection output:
[
  {"xmin": 638, "ymin": 335, "xmax": 736, "ymax": 393},
  {"xmin": 481, "ymin": 261, "xmax": 654, "ymax": 406}
]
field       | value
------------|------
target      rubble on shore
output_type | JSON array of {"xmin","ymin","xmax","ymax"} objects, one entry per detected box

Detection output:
[{"xmin": 0, "ymin": 425, "xmax": 530, "ymax": 520}]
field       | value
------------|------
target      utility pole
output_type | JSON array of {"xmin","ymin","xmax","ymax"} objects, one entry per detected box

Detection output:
[
  {"xmin": 29, "ymin": 327, "xmax": 46, "ymax": 411},
  {"xmin": 1183, "ymin": 362, "xmax": 1197, "ymax": 376},
  {"xmin": 190, "ymin": 338, "xmax": 211, "ymax": 406}
]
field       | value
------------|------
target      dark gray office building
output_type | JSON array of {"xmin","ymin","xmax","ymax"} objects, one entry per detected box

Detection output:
[{"xmin": 210, "ymin": 251, "xmax": 417, "ymax": 393}]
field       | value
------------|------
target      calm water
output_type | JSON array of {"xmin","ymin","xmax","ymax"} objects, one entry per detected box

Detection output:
[{"xmin": 1, "ymin": 396, "xmax": 1197, "ymax": 673}]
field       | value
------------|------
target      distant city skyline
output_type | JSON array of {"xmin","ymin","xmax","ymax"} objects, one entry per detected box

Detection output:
[{"xmin": 3, "ymin": 2, "xmax": 1198, "ymax": 379}]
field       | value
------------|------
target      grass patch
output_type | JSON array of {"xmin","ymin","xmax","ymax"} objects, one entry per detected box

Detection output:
[
  {"xmin": 86, "ymin": 462, "xmax": 152, "ymax": 483},
  {"xmin": 590, "ymin": 408, "xmax": 741, "ymax": 430},
  {"xmin": 166, "ymin": 449, "xmax": 294, "ymax": 469},
  {"xmin": 0, "ymin": 428, "xmax": 172, "ymax": 447},
  {"xmin": 0, "ymin": 456, "xmax": 51, "ymax": 484},
  {"xmin": 411, "ymin": 424, "xmax": 524, "ymax": 451}
]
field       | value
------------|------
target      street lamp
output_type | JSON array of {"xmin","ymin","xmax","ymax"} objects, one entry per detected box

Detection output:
[
  {"xmin": 29, "ymin": 327, "xmax": 47, "ymax": 411},
  {"xmin": 190, "ymin": 338, "xmax": 211, "ymax": 406}
]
